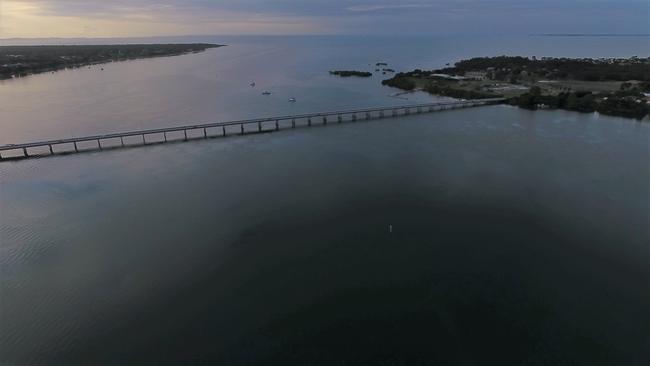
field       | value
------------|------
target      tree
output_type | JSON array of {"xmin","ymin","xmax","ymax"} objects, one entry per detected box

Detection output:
[
  {"xmin": 566, "ymin": 93, "xmax": 579, "ymax": 110},
  {"xmin": 530, "ymin": 86, "xmax": 542, "ymax": 97}
]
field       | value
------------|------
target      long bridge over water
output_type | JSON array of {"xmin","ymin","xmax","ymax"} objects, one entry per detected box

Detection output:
[{"xmin": 0, "ymin": 98, "xmax": 504, "ymax": 161}]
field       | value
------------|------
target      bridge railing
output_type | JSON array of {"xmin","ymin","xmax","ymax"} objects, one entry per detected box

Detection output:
[{"xmin": 0, "ymin": 98, "xmax": 504, "ymax": 160}]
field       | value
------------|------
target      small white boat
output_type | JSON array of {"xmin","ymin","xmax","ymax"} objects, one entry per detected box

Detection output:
[
  {"xmin": 288, "ymin": 97, "xmax": 296, "ymax": 102},
  {"xmin": 262, "ymin": 91, "xmax": 272, "ymax": 95}
]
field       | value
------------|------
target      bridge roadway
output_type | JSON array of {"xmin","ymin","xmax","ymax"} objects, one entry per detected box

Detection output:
[{"xmin": 0, "ymin": 98, "xmax": 504, "ymax": 161}]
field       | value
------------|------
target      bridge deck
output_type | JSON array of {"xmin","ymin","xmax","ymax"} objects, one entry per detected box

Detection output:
[{"xmin": 0, "ymin": 98, "xmax": 504, "ymax": 160}]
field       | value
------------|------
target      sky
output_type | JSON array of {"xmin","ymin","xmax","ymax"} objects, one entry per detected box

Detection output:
[{"xmin": 0, "ymin": 0, "xmax": 648, "ymax": 38}]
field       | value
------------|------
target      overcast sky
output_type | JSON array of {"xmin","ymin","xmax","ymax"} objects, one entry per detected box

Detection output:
[{"xmin": 1, "ymin": 0, "xmax": 648, "ymax": 38}]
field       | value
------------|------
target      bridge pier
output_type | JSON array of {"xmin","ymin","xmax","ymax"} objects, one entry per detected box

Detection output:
[{"xmin": 1, "ymin": 99, "xmax": 504, "ymax": 161}]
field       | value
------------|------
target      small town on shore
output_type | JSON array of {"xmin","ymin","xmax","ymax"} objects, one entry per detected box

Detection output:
[
  {"xmin": 329, "ymin": 56, "xmax": 649, "ymax": 119},
  {"xmin": 381, "ymin": 56, "xmax": 649, "ymax": 119}
]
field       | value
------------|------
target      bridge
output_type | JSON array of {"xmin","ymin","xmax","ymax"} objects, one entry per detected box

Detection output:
[{"xmin": 0, "ymin": 98, "xmax": 504, "ymax": 161}]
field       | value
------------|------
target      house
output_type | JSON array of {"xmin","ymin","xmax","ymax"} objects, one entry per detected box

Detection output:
[{"xmin": 465, "ymin": 71, "xmax": 488, "ymax": 80}]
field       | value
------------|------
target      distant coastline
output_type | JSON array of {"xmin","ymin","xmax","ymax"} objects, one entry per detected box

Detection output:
[
  {"xmin": 529, "ymin": 33, "xmax": 650, "ymax": 37},
  {"xmin": 0, "ymin": 43, "xmax": 223, "ymax": 80}
]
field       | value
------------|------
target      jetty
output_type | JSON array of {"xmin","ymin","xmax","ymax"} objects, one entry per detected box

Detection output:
[{"xmin": 0, "ymin": 98, "xmax": 504, "ymax": 161}]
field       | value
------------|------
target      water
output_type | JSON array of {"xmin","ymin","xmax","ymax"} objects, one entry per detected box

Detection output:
[
  {"xmin": 1, "ymin": 36, "xmax": 649, "ymax": 365},
  {"xmin": 1, "ymin": 35, "xmax": 648, "ymax": 144}
]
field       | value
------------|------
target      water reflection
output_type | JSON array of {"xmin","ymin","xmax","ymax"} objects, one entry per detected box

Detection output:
[
  {"xmin": 1, "ymin": 105, "xmax": 648, "ymax": 364},
  {"xmin": 1, "ymin": 35, "xmax": 649, "ymax": 365}
]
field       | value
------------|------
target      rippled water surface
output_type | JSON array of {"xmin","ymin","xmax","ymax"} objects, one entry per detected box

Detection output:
[{"xmin": 1, "ymin": 36, "xmax": 649, "ymax": 365}]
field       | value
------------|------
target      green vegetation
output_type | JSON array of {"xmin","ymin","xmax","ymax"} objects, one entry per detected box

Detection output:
[
  {"xmin": 382, "ymin": 56, "xmax": 650, "ymax": 119},
  {"xmin": 382, "ymin": 71, "xmax": 499, "ymax": 99},
  {"xmin": 381, "ymin": 76, "xmax": 416, "ymax": 90},
  {"xmin": 511, "ymin": 89, "xmax": 649, "ymax": 119},
  {"xmin": 0, "ymin": 44, "xmax": 222, "ymax": 79},
  {"xmin": 621, "ymin": 81, "xmax": 650, "ymax": 93},
  {"xmin": 329, "ymin": 70, "xmax": 373, "ymax": 77},
  {"xmin": 436, "ymin": 56, "xmax": 650, "ymax": 82},
  {"xmin": 425, "ymin": 84, "xmax": 498, "ymax": 100}
]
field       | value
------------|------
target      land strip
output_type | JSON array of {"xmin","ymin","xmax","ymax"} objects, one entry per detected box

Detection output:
[
  {"xmin": 382, "ymin": 56, "xmax": 650, "ymax": 119},
  {"xmin": 0, "ymin": 43, "xmax": 222, "ymax": 79}
]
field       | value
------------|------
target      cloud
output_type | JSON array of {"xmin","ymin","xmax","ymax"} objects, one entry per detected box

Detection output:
[
  {"xmin": 0, "ymin": 0, "xmax": 647, "ymax": 38},
  {"xmin": 346, "ymin": 4, "xmax": 433, "ymax": 12},
  {"xmin": 0, "ymin": 0, "xmax": 334, "ymax": 37}
]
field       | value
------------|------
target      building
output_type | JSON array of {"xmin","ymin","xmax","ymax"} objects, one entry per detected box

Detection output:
[{"xmin": 465, "ymin": 71, "xmax": 488, "ymax": 81}]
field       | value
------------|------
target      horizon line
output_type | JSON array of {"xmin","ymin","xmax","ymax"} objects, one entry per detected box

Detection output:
[{"xmin": 2, "ymin": 33, "xmax": 649, "ymax": 42}]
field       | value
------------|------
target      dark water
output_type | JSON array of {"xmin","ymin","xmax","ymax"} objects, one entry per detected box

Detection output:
[{"xmin": 1, "ymin": 36, "xmax": 649, "ymax": 365}]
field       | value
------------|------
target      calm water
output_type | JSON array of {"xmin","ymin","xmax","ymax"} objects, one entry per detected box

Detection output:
[{"xmin": 1, "ymin": 36, "xmax": 649, "ymax": 365}]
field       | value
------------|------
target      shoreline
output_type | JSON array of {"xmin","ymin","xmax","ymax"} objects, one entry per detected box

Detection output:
[
  {"xmin": 381, "ymin": 56, "xmax": 650, "ymax": 120},
  {"xmin": 0, "ymin": 43, "xmax": 223, "ymax": 80}
]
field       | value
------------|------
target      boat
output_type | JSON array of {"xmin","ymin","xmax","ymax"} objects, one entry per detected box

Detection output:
[
  {"xmin": 288, "ymin": 97, "xmax": 296, "ymax": 102},
  {"xmin": 262, "ymin": 91, "xmax": 271, "ymax": 95},
  {"xmin": 250, "ymin": 82, "xmax": 256, "ymax": 87}
]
